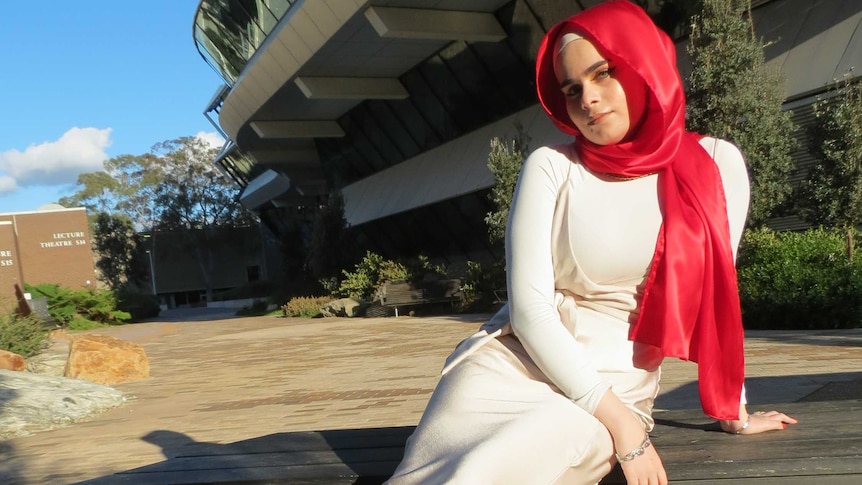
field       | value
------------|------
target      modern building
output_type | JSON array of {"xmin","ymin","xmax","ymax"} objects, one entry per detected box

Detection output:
[
  {"xmin": 0, "ymin": 206, "xmax": 97, "ymax": 309},
  {"xmin": 143, "ymin": 226, "xmax": 270, "ymax": 308},
  {"xmin": 192, "ymin": 0, "xmax": 862, "ymax": 268}
]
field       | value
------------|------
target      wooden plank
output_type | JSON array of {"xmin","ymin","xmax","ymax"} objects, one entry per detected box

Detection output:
[
  {"xmin": 116, "ymin": 448, "xmax": 404, "ymax": 473},
  {"xmin": 79, "ymin": 400, "xmax": 862, "ymax": 484},
  {"xmin": 78, "ymin": 463, "xmax": 395, "ymax": 485},
  {"xmin": 670, "ymin": 476, "xmax": 862, "ymax": 485},
  {"xmin": 172, "ymin": 427, "xmax": 415, "ymax": 457},
  {"xmin": 380, "ymin": 280, "xmax": 463, "ymax": 307},
  {"xmin": 642, "ymin": 399, "xmax": 862, "ymax": 483}
]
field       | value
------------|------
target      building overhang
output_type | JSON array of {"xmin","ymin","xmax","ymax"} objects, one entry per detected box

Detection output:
[
  {"xmin": 218, "ymin": 1, "xmax": 511, "ymax": 146},
  {"xmin": 239, "ymin": 168, "xmax": 326, "ymax": 212}
]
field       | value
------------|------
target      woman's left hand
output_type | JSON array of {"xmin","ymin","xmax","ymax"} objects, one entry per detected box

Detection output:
[{"xmin": 719, "ymin": 410, "xmax": 798, "ymax": 435}]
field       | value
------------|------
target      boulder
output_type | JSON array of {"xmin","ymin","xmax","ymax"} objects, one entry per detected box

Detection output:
[
  {"xmin": 64, "ymin": 334, "xmax": 149, "ymax": 384},
  {"xmin": 0, "ymin": 350, "xmax": 26, "ymax": 371},
  {"xmin": 320, "ymin": 298, "xmax": 365, "ymax": 317},
  {"xmin": 0, "ymin": 369, "xmax": 125, "ymax": 439}
]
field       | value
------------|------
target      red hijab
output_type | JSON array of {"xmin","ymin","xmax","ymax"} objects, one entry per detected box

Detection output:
[{"xmin": 536, "ymin": 0, "xmax": 745, "ymax": 420}]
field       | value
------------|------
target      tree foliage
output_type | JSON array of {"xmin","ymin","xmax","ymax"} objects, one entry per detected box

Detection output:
[
  {"xmin": 60, "ymin": 153, "xmax": 162, "ymax": 231},
  {"xmin": 150, "ymin": 137, "xmax": 255, "ymax": 231},
  {"xmin": 686, "ymin": 0, "xmax": 796, "ymax": 226},
  {"xmin": 306, "ymin": 191, "xmax": 353, "ymax": 284},
  {"xmin": 796, "ymin": 75, "xmax": 862, "ymax": 261},
  {"xmin": 92, "ymin": 213, "xmax": 149, "ymax": 291},
  {"xmin": 62, "ymin": 136, "xmax": 257, "ymax": 299},
  {"xmin": 485, "ymin": 123, "xmax": 530, "ymax": 244}
]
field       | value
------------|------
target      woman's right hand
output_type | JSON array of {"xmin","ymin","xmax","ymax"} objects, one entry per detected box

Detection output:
[
  {"xmin": 594, "ymin": 389, "xmax": 668, "ymax": 484},
  {"xmin": 618, "ymin": 444, "xmax": 667, "ymax": 485}
]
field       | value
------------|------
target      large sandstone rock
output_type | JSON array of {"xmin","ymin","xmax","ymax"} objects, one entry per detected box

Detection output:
[
  {"xmin": 0, "ymin": 350, "xmax": 26, "ymax": 371},
  {"xmin": 320, "ymin": 298, "xmax": 365, "ymax": 317},
  {"xmin": 64, "ymin": 334, "xmax": 149, "ymax": 384}
]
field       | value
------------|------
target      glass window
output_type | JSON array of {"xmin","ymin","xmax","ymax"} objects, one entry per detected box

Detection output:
[
  {"xmin": 246, "ymin": 265, "xmax": 261, "ymax": 282},
  {"xmin": 193, "ymin": 0, "xmax": 297, "ymax": 85},
  {"xmin": 265, "ymin": 0, "xmax": 293, "ymax": 19}
]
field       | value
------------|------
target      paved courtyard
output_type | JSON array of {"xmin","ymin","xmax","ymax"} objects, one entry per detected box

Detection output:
[{"xmin": 1, "ymin": 310, "xmax": 861, "ymax": 484}]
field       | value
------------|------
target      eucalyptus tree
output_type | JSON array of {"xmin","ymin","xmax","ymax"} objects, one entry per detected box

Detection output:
[
  {"xmin": 146, "ymin": 136, "xmax": 256, "ymax": 300},
  {"xmin": 63, "ymin": 136, "xmax": 255, "ymax": 297}
]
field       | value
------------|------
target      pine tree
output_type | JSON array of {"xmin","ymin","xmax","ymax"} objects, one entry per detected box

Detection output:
[{"xmin": 686, "ymin": 0, "xmax": 796, "ymax": 226}]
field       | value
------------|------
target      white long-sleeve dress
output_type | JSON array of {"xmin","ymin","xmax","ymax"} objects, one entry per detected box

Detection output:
[{"xmin": 386, "ymin": 137, "xmax": 750, "ymax": 485}]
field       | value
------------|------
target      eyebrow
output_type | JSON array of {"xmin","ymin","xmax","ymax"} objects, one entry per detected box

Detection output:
[{"xmin": 559, "ymin": 59, "xmax": 609, "ymax": 89}]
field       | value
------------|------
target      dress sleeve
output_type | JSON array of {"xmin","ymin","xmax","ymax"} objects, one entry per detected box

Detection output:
[
  {"xmin": 505, "ymin": 146, "xmax": 611, "ymax": 413},
  {"xmin": 710, "ymin": 137, "xmax": 751, "ymax": 406},
  {"xmin": 711, "ymin": 138, "xmax": 750, "ymax": 260}
]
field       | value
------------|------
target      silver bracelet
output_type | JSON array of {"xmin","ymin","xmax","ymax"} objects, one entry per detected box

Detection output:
[
  {"xmin": 615, "ymin": 433, "xmax": 651, "ymax": 462},
  {"xmin": 735, "ymin": 415, "xmax": 751, "ymax": 434}
]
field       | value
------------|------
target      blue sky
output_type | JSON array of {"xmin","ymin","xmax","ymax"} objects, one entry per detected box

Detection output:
[{"xmin": 0, "ymin": 1, "xmax": 225, "ymax": 213}]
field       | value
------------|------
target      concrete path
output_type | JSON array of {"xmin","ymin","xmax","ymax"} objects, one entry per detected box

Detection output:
[{"xmin": 1, "ymin": 313, "xmax": 861, "ymax": 484}]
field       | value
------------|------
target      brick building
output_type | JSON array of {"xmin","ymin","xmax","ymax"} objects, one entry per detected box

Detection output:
[{"xmin": 0, "ymin": 207, "xmax": 97, "ymax": 309}]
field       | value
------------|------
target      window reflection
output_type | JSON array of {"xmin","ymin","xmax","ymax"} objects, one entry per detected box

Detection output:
[
  {"xmin": 216, "ymin": 143, "xmax": 265, "ymax": 188},
  {"xmin": 193, "ymin": 0, "xmax": 295, "ymax": 85}
]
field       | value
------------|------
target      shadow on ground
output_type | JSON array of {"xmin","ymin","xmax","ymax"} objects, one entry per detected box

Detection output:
[
  {"xmin": 745, "ymin": 328, "xmax": 862, "ymax": 348},
  {"xmin": 143, "ymin": 307, "xmax": 243, "ymax": 323},
  {"xmin": 655, "ymin": 371, "xmax": 862, "ymax": 411},
  {"xmin": 74, "ymin": 427, "xmax": 412, "ymax": 485}
]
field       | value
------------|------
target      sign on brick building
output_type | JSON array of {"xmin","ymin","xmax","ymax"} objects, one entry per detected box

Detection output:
[{"xmin": 0, "ymin": 207, "xmax": 97, "ymax": 310}]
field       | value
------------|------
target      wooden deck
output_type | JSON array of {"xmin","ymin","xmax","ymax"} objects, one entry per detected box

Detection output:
[{"xmin": 76, "ymin": 399, "xmax": 862, "ymax": 484}]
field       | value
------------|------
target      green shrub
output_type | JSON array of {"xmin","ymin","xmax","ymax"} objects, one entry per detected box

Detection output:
[
  {"xmin": 116, "ymin": 290, "xmax": 160, "ymax": 321},
  {"xmin": 282, "ymin": 296, "xmax": 335, "ymax": 318},
  {"xmin": 737, "ymin": 228, "xmax": 862, "ymax": 329},
  {"xmin": 485, "ymin": 129, "xmax": 530, "ymax": 245},
  {"xmin": 335, "ymin": 252, "xmax": 410, "ymax": 301},
  {"xmin": 333, "ymin": 252, "xmax": 449, "ymax": 302},
  {"xmin": 25, "ymin": 283, "xmax": 131, "ymax": 329},
  {"xmin": 461, "ymin": 260, "xmax": 507, "ymax": 312},
  {"xmin": 68, "ymin": 315, "xmax": 105, "ymax": 331},
  {"xmin": 405, "ymin": 254, "xmax": 447, "ymax": 283},
  {"xmin": 0, "ymin": 312, "xmax": 49, "ymax": 357}
]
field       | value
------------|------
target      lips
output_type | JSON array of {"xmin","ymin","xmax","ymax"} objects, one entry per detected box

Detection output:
[{"xmin": 588, "ymin": 111, "xmax": 610, "ymax": 125}]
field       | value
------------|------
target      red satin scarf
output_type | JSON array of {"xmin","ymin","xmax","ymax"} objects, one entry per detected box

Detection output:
[{"xmin": 536, "ymin": 0, "xmax": 745, "ymax": 420}]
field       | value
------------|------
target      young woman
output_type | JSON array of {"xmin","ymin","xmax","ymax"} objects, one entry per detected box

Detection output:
[{"xmin": 387, "ymin": 2, "xmax": 796, "ymax": 484}]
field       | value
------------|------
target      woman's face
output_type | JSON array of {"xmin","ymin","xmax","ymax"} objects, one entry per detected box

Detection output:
[{"xmin": 554, "ymin": 38, "xmax": 630, "ymax": 146}]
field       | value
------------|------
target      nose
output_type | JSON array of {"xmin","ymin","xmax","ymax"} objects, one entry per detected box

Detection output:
[{"xmin": 580, "ymin": 82, "xmax": 600, "ymax": 111}]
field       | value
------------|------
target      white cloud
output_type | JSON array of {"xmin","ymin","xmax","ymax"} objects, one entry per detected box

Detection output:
[
  {"xmin": 195, "ymin": 131, "xmax": 225, "ymax": 150},
  {"xmin": 0, "ymin": 175, "xmax": 17, "ymax": 194},
  {"xmin": 0, "ymin": 127, "xmax": 112, "ymax": 189}
]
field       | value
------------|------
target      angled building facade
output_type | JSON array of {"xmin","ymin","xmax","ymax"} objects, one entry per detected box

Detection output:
[{"xmin": 192, "ymin": 0, "xmax": 862, "ymax": 269}]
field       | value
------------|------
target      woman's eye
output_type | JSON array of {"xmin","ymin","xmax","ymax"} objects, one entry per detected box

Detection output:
[
  {"xmin": 565, "ymin": 86, "xmax": 583, "ymax": 98},
  {"xmin": 596, "ymin": 66, "xmax": 615, "ymax": 80}
]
